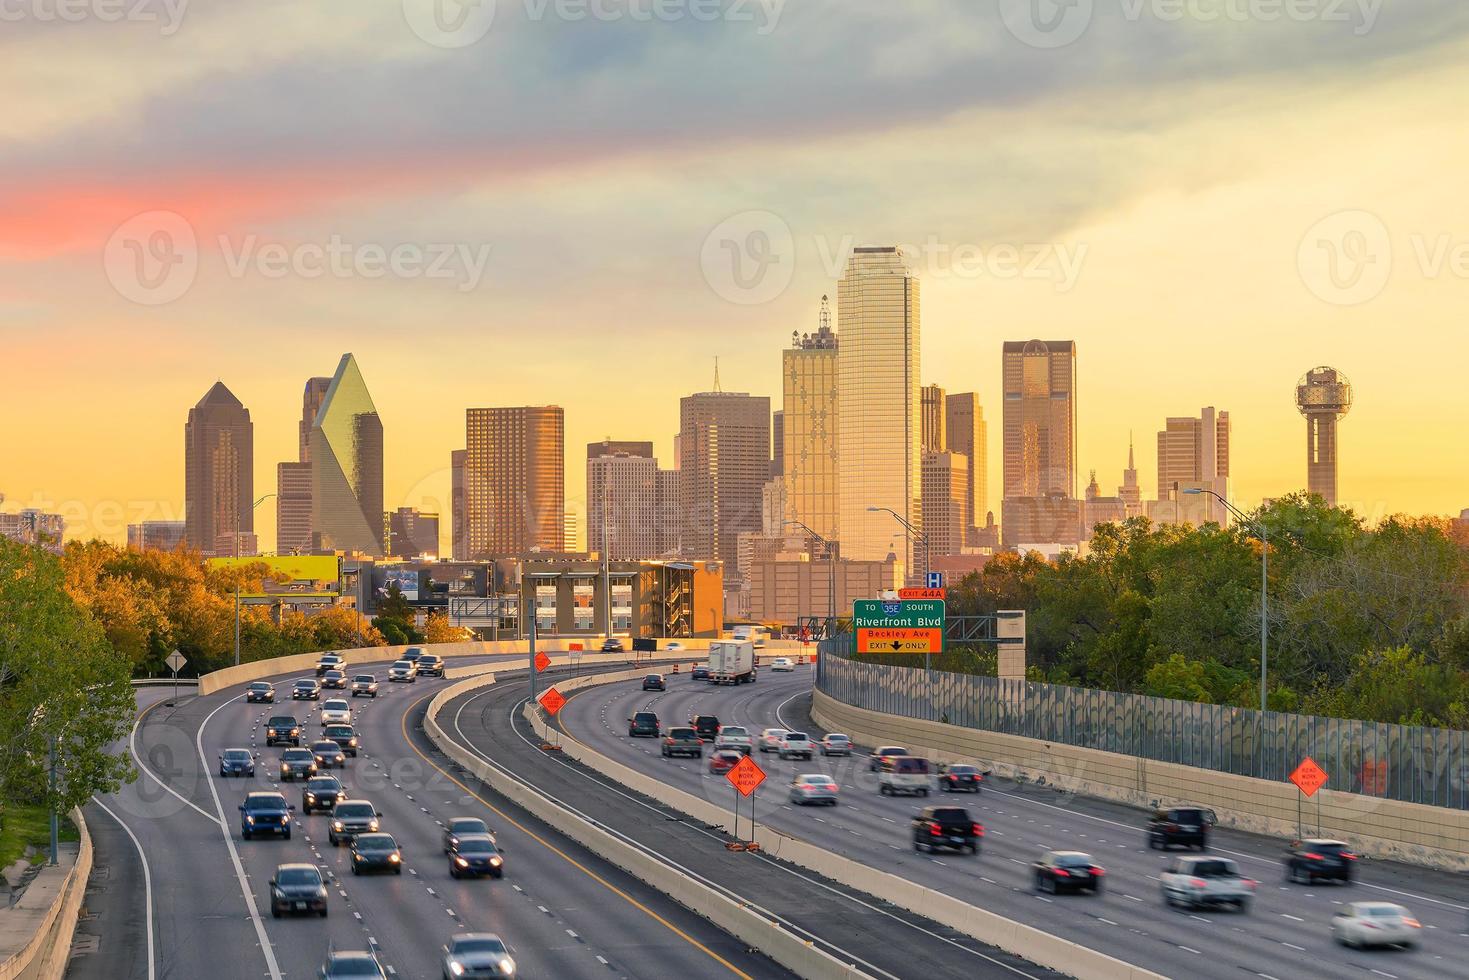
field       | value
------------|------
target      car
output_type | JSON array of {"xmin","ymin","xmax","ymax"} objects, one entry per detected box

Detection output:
[
  {"xmin": 868, "ymin": 745, "xmax": 909, "ymax": 771},
  {"xmin": 265, "ymin": 715, "xmax": 303, "ymax": 747},
  {"xmin": 279, "ymin": 747, "xmax": 318, "ymax": 781},
  {"xmin": 402, "ymin": 646, "xmax": 428, "ymax": 665},
  {"xmin": 350, "ymin": 832, "xmax": 402, "ymax": 874},
  {"xmin": 1285, "ymin": 838, "xmax": 1358, "ymax": 885},
  {"xmin": 387, "ymin": 659, "xmax": 417, "ymax": 683},
  {"xmin": 442, "ymin": 933, "xmax": 516, "ymax": 979},
  {"xmin": 315, "ymin": 653, "xmax": 344, "ymax": 676},
  {"xmin": 627, "ymin": 711, "xmax": 660, "ymax": 738},
  {"xmin": 323, "ymin": 723, "xmax": 360, "ymax": 756},
  {"xmin": 239, "ymin": 791, "xmax": 294, "ymax": 840},
  {"xmin": 778, "ymin": 732, "xmax": 815, "ymax": 760},
  {"xmin": 708, "ymin": 750, "xmax": 743, "ymax": 774},
  {"xmin": 913, "ymin": 805, "xmax": 983, "ymax": 853},
  {"xmin": 350, "ymin": 674, "xmax": 379, "ymax": 698},
  {"xmin": 770, "ymin": 657, "xmax": 795, "ymax": 672},
  {"xmin": 1147, "ymin": 804, "xmax": 1215, "ymax": 850},
  {"xmin": 690, "ymin": 665, "xmax": 710, "ymax": 681},
  {"xmin": 665, "ymin": 641, "xmax": 685, "ymax": 652},
  {"xmin": 757, "ymin": 728, "xmax": 787, "ymax": 753},
  {"xmin": 713, "ymin": 725, "xmax": 752, "ymax": 754},
  {"xmin": 442, "ymin": 816, "xmax": 496, "ymax": 853},
  {"xmin": 311, "ymin": 740, "xmax": 347, "ymax": 769},
  {"xmin": 328, "ymin": 799, "xmax": 382, "ymax": 845},
  {"xmin": 661, "ymin": 727, "xmax": 703, "ymax": 758},
  {"xmin": 218, "ymin": 748, "xmax": 256, "ymax": 777},
  {"xmin": 690, "ymin": 714, "xmax": 720, "ymax": 739},
  {"xmin": 320, "ymin": 698, "xmax": 352, "ymax": 725},
  {"xmin": 1160, "ymin": 855, "xmax": 1256, "ymax": 911},
  {"xmin": 1331, "ymin": 902, "xmax": 1421, "ymax": 949},
  {"xmin": 292, "ymin": 679, "xmax": 321, "ymax": 701},
  {"xmin": 938, "ymin": 763, "xmax": 984, "ymax": 793},
  {"xmin": 245, "ymin": 681, "xmax": 275, "ymax": 703},
  {"xmin": 269, "ymin": 862, "xmax": 328, "ymax": 917},
  {"xmin": 642, "ymin": 673, "xmax": 666, "ymax": 691},
  {"xmin": 320, "ymin": 669, "xmax": 347, "ymax": 689},
  {"xmin": 601, "ymin": 637, "xmax": 625, "ymax": 653},
  {"xmin": 447, "ymin": 834, "xmax": 504, "ymax": 879},
  {"xmin": 878, "ymin": 755, "xmax": 931, "ymax": 796},
  {"xmin": 1034, "ymin": 851, "xmax": 1105, "ymax": 894},
  {"xmin": 318, "ymin": 951, "xmax": 386, "ymax": 979},
  {"xmin": 820, "ymin": 733, "xmax": 852, "ymax": 757},
  {"xmin": 302, "ymin": 775, "xmax": 345, "ymax": 814},
  {"xmin": 789, "ymin": 774, "xmax": 839, "ymax": 806},
  {"xmin": 415, "ymin": 653, "xmax": 445, "ymax": 677}
]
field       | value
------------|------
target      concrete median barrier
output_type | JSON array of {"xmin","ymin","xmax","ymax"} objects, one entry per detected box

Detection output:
[{"xmin": 0, "ymin": 809, "xmax": 92, "ymax": 980}]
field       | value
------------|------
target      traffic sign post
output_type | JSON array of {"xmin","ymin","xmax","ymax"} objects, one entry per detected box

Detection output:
[
  {"xmin": 926, "ymin": 571, "xmax": 944, "ymax": 589},
  {"xmin": 165, "ymin": 648, "xmax": 187, "ymax": 706},
  {"xmin": 853, "ymin": 598, "xmax": 945, "ymax": 672},
  {"xmin": 538, "ymin": 687, "xmax": 566, "ymax": 716},
  {"xmin": 726, "ymin": 755, "xmax": 765, "ymax": 850},
  {"xmin": 533, "ymin": 651, "xmax": 550, "ymax": 673},
  {"xmin": 1289, "ymin": 757, "xmax": 1328, "ymax": 837}
]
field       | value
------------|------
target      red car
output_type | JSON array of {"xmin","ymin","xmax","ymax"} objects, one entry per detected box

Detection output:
[{"xmin": 708, "ymin": 750, "xmax": 743, "ymax": 774}]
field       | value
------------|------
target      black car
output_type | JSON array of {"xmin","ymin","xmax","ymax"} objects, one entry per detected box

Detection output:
[
  {"xmin": 269, "ymin": 862, "xmax": 328, "ymax": 917},
  {"xmin": 292, "ymin": 680, "xmax": 321, "ymax": 701},
  {"xmin": 323, "ymin": 723, "xmax": 360, "ymax": 757},
  {"xmin": 279, "ymin": 748, "xmax": 318, "ymax": 781},
  {"xmin": 318, "ymin": 951, "xmax": 386, "ymax": 979},
  {"xmin": 311, "ymin": 740, "xmax": 347, "ymax": 770},
  {"xmin": 1034, "ymin": 850, "xmax": 1105, "ymax": 894},
  {"xmin": 246, "ymin": 682, "xmax": 275, "ymax": 703},
  {"xmin": 265, "ymin": 715, "xmax": 302, "ymax": 747},
  {"xmin": 448, "ymin": 834, "xmax": 504, "ymax": 879},
  {"xmin": 600, "ymin": 637, "xmax": 625, "ymax": 653},
  {"xmin": 315, "ymin": 654, "xmax": 344, "ymax": 677},
  {"xmin": 442, "ymin": 934, "xmax": 516, "ymax": 980},
  {"xmin": 350, "ymin": 832, "xmax": 402, "ymax": 874},
  {"xmin": 642, "ymin": 673, "xmax": 665, "ymax": 691},
  {"xmin": 868, "ymin": 745, "xmax": 910, "ymax": 771},
  {"xmin": 1285, "ymin": 839, "xmax": 1357, "ymax": 884},
  {"xmin": 627, "ymin": 711, "xmax": 660, "ymax": 738},
  {"xmin": 219, "ymin": 748, "xmax": 256, "ymax": 777},
  {"xmin": 302, "ymin": 775, "xmax": 344, "ymax": 814},
  {"xmin": 328, "ymin": 800, "xmax": 381, "ymax": 845},
  {"xmin": 1148, "ymin": 804, "xmax": 1216, "ymax": 851},
  {"xmin": 690, "ymin": 665, "xmax": 710, "ymax": 681},
  {"xmin": 321, "ymin": 669, "xmax": 347, "ymax": 689},
  {"xmin": 912, "ymin": 806, "xmax": 983, "ymax": 854},
  {"xmin": 938, "ymin": 764, "xmax": 984, "ymax": 793},
  {"xmin": 416, "ymin": 653, "xmax": 445, "ymax": 677},
  {"xmin": 691, "ymin": 714, "xmax": 720, "ymax": 739},
  {"xmin": 442, "ymin": 816, "xmax": 495, "ymax": 853},
  {"xmin": 240, "ymin": 792, "xmax": 294, "ymax": 840}
]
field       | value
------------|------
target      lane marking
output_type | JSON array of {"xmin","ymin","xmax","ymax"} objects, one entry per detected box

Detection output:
[
  {"xmin": 130, "ymin": 698, "xmax": 223, "ymax": 827},
  {"xmin": 90, "ymin": 796, "xmax": 157, "ymax": 980}
]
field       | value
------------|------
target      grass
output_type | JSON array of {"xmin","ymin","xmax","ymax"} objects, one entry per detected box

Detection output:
[{"xmin": 0, "ymin": 805, "xmax": 78, "ymax": 874}]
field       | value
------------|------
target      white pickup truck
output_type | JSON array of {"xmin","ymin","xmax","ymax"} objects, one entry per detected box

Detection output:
[{"xmin": 1159, "ymin": 856, "xmax": 1257, "ymax": 912}]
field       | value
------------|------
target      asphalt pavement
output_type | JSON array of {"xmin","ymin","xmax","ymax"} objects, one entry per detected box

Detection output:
[{"xmin": 550, "ymin": 665, "xmax": 1469, "ymax": 980}]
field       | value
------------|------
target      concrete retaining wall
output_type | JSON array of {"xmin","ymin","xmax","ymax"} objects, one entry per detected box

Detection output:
[
  {"xmin": 0, "ymin": 810, "xmax": 92, "ymax": 980},
  {"xmin": 812, "ymin": 689, "xmax": 1469, "ymax": 872}
]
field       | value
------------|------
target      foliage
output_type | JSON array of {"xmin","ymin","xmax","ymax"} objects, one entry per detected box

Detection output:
[
  {"xmin": 424, "ymin": 613, "xmax": 471, "ymax": 644},
  {"xmin": 371, "ymin": 582, "xmax": 424, "ymax": 647}
]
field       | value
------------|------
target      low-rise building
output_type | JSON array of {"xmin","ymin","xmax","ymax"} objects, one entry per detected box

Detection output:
[{"xmin": 127, "ymin": 520, "xmax": 187, "ymax": 552}]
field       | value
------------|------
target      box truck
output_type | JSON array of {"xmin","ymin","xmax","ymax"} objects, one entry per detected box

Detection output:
[{"xmin": 707, "ymin": 640, "xmax": 757, "ymax": 685}]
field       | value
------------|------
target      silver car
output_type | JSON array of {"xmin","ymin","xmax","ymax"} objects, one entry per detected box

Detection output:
[
  {"xmin": 789, "ymin": 774, "xmax": 839, "ymax": 806},
  {"xmin": 441, "ymin": 932, "xmax": 517, "ymax": 978},
  {"xmin": 820, "ymin": 734, "xmax": 852, "ymax": 756},
  {"xmin": 1331, "ymin": 903, "xmax": 1422, "ymax": 949}
]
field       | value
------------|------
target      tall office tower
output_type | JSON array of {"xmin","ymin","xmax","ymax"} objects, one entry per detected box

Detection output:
[
  {"xmin": 1084, "ymin": 470, "xmax": 1127, "ymax": 537},
  {"xmin": 1001, "ymin": 340, "xmax": 1077, "ymax": 548},
  {"xmin": 782, "ymin": 297, "xmax": 839, "ymax": 543},
  {"xmin": 185, "ymin": 381, "xmax": 254, "ymax": 555},
  {"xmin": 836, "ymin": 247, "xmax": 921, "ymax": 568},
  {"xmin": 386, "ymin": 507, "xmax": 440, "ymax": 558},
  {"xmin": 678, "ymin": 391, "xmax": 771, "ymax": 565},
  {"xmin": 1296, "ymin": 366, "xmax": 1352, "ymax": 507},
  {"xmin": 276, "ymin": 376, "xmax": 331, "ymax": 554},
  {"xmin": 1157, "ymin": 407, "xmax": 1230, "ymax": 494},
  {"xmin": 462, "ymin": 406, "xmax": 565, "ymax": 558},
  {"xmin": 921, "ymin": 451, "xmax": 969, "ymax": 557},
  {"xmin": 308, "ymin": 354, "xmax": 385, "ymax": 555},
  {"xmin": 1118, "ymin": 435, "xmax": 1142, "ymax": 518},
  {"xmin": 771, "ymin": 410, "xmax": 785, "ymax": 479},
  {"xmin": 761, "ymin": 478, "xmax": 788, "ymax": 536},
  {"xmin": 656, "ymin": 468, "xmax": 680, "ymax": 555},
  {"xmin": 921, "ymin": 384, "xmax": 946, "ymax": 451},
  {"xmin": 588, "ymin": 450, "xmax": 658, "ymax": 560},
  {"xmin": 944, "ymin": 392, "xmax": 989, "ymax": 542},
  {"xmin": 450, "ymin": 450, "xmax": 468, "ymax": 560}
]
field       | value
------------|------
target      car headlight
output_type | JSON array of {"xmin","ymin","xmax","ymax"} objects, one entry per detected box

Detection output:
[
  {"xmin": 368, "ymin": 820, "xmax": 378, "ymax": 831},
  {"xmin": 280, "ymin": 765, "xmax": 289, "ymax": 772},
  {"xmin": 489, "ymin": 856, "xmax": 502, "ymax": 866},
  {"xmin": 500, "ymin": 958, "xmax": 515, "ymax": 975},
  {"xmin": 317, "ymin": 886, "xmax": 328, "ymax": 897},
  {"xmin": 353, "ymin": 853, "xmax": 363, "ymax": 861},
  {"xmin": 281, "ymin": 815, "xmax": 289, "ymax": 823},
  {"xmin": 454, "ymin": 856, "xmax": 469, "ymax": 867},
  {"xmin": 291, "ymin": 728, "xmax": 299, "ymax": 736},
  {"xmin": 306, "ymin": 793, "xmax": 315, "ymax": 801},
  {"xmin": 246, "ymin": 815, "xmax": 255, "ymax": 824},
  {"xmin": 389, "ymin": 853, "xmax": 400, "ymax": 862},
  {"xmin": 333, "ymin": 821, "xmax": 344, "ymax": 830},
  {"xmin": 449, "ymin": 963, "xmax": 465, "ymax": 977}
]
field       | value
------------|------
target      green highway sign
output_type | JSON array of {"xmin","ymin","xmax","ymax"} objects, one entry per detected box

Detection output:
[{"xmin": 852, "ymin": 599, "xmax": 945, "ymax": 629}]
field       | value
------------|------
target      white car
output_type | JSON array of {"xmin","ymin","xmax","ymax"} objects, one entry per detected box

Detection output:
[
  {"xmin": 1331, "ymin": 903, "xmax": 1422, "ymax": 949},
  {"xmin": 666, "ymin": 642, "xmax": 685, "ymax": 652},
  {"xmin": 387, "ymin": 660, "xmax": 417, "ymax": 683},
  {"xmin": 770, "ymin": 657, "xmax": 795, "ymax": 672},
  {"xmin": 319, "ymin": 699, "xmax": 352, "ymax": 725},
  {"xmin": 757, "ymin": 728, "xmax": 787, "ymax": 754},
  {"xmin": 713, "ymin": 725, "xmax": 753, "ymax": 754},
  {"xmin": 789, "ymin": 774, "xmax": 839, "ymax": 806}
]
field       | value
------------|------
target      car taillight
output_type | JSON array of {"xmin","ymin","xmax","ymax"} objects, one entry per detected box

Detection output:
[
  {"xmin": 825, "ymin": 784, "xmax": 837, "ymax": 791},
  {"xmin": 929, "ymin": 823, "xmax": 942, "ymax": 836},
  {"xmin": 1303, "ymin": 852, "xmax": 1322, "ymax": 861},
  {"xmin": 1091, "ymin": 867, "xmax": 1106, "ymax": 876},
  {"xmin": 1188, "ymin": 877, "xmax": 1206, "ymax": 888},
  {"xmin": 1404, "ymin": 918, "xmax": 1421, "ymax": 928},
  {"xmin": 1244, "ymin": 879, "xmax": 1257, "ymax": 889},
  {"xmin": 1342, "ymin": 853, "xmax": 1357, "ymax": 861},
  {"xmin": 972, "ymin": 824, "xmax": 984, "ymax": 836},
  {"xmin": 1053, "ymin": 869, "xmax": 1070, "ymax": 877}
]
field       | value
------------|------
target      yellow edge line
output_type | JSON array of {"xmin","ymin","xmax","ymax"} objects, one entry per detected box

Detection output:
[{"xmin": 401, "ymin": 689, "xmax": 754, "ymax": 980}]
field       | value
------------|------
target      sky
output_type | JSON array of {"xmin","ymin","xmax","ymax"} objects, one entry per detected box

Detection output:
[{"xmin": 3, "ymin": 0, "xmax": 1468, "ymax": 551}]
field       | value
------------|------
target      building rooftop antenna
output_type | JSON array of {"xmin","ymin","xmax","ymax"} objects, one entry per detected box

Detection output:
[{"xmin": 713, "ymin": 356, "xmax": 722, "ymax": 393}]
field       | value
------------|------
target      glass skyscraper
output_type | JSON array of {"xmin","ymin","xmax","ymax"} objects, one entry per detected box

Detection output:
[{"xmin": 309, "ymin": 353, "xmax": 384, "ymax": 555}]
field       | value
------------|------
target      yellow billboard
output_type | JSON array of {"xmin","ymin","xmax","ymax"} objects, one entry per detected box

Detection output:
[{"xmin": 208, "ymin": 555, "xmax": 342, "ymax": 598}]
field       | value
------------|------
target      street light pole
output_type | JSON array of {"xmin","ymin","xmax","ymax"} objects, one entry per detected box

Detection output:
[
  {"xmin": 1183, "ymin": 488, "xmax": 1268, "ymax": 713},
  {"xmin": 784, "ymin": 520, "xmax": 835, "ymax": 631}
]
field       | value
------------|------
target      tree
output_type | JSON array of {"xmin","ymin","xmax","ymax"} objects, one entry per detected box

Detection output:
[{"xmin": 424, "ymin": 614, "xmax": 470, "ymax": 644}]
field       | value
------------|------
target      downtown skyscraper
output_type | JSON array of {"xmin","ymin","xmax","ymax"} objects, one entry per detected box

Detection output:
[
  {"xmin": 184, "ymin": 381, "xmax": 254, "ymax": 556},
  {"xmin": 587, "ymin": 441, "xmax": 660, "ymax": 560},
  {"xmin": 1000, "ymin": 340, "xmax": 1078, "ymax": 549},
  {"xmin": 460, "ymin": 406, "xmax": 565, "ymax": 558},
  {"xmin": 782, "ymin": 296, "xmax": 839, "ymax": 546},
  {"xmin": 309, "ymin": 354, "xmax": 384, "ymax": 555},
  {"xmin": 276, "ymin": 375, "xmax": 331, "ymax": 554},
  {"xmin": 678, "ymin": 390, "xmax": 770, "ymax": 567},
  {"xmin": 944, "ymin": 391, "xmax": 989, "ymax": 539},
  {"xmin": 836, "ymin": 247, "xmax": 921, "ymax": 570}
]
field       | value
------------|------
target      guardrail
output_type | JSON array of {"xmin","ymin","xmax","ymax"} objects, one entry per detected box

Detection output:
[{"xmin": 0, "ymin": 809, "xmax": 91, "ymax": 980}]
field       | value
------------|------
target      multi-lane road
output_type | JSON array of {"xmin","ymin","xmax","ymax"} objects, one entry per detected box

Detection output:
[
  {"xmin": 73, "ymin": 656, "xmax": 793, "ymax": 980},
  {"xmin": 548, "ymin": 664, "xmax": 1469, "ymax": 980}
]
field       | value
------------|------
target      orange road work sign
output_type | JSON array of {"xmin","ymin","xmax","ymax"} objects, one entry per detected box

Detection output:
[
  {"xmin": 727, "ymin": 755, "xmax": 766, "ymax": 797},
  {"xmin": 538, "ymin": 686, "xmax": 566, "ymax": 716},
  {"xmin": 1289, "ymin": 757, "xmax": 1328, "ymax": 797}
]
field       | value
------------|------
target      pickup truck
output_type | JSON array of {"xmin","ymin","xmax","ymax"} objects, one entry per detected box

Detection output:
[
  {"xmin": 1159, "ymin": 856, "xmax": 1257, "ymax": 912},
  {"xmin": 714, "ymin": 726, "xmax": 753, "ymax": 754},
  {"xmin": 661, "ymin": 727, "xmax": 704, "ymax": 758}
]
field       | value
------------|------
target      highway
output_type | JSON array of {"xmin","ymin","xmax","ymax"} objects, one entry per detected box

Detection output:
[
  {"xmin": 74, "ymin": 656, "xmax": 794, "ymax": 980},
  {"xmin": 548, "ymin": 664, "xmax": 1469, "ymax": 980}
]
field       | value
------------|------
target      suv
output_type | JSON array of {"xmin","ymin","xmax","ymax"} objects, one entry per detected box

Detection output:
[
  {"xmin": 387, "ymin": 659, "xmax": 417, "ymax": 683},
  {"xmin": 1285, "ymin": 839, "xmax": 1358, "ymax": 885},
  {"xmin": 1160, "ymin": 855, "xmax": 1256, "ymax": 911},
  {"xmin": 239, "ymin": 792, "xmax": 294, "ymax": 840},
  {"xmin": 323, "ymin": 723, "xmax": 359, "ymax": 756},
  {"xmin": 328, "ymin": 800, "xmax": 382, "ymax": 845},
  {"xmin": 265, "ymin": 715, "xmax": 303, "ymax": 747},
  {"xmin": 912, "ymin": 806, "xmax": 982, "ymax": 854},
  {"xmin": 878, "ymin": 756, "xmax": 932, "ymax": 797},
  {"xmin": 302, "ymin": 775, "xmax": 345, "ymax": 814},
  {"xmin": 1147, "ymin": 805, "xmax": 1216, "ymax": 851},
  {"xmin": 661, "ymin": 727, "xmax": 703, "ymax": 758},
  {"xmin": 642, "ymin": 673, "xmax": 666, "ymax": 691},
  {"xmin": 690, "ymin": 715, "xmax": 720, "ymax": 740},
  {"xmin": 868, "ymin": 745, "xmax": 909, "ymax": 771},
  {"xmin": 279, "ymin": 747, "xmax": 318, "ymax": 781},
  {"xmin": 320, "ymin": 669, "xmax": 347, "ymax": 689},
  {"xmin": 269, "ymin": 863, "xmax": 328, "ymax": 917},
  {"xmin": 690, "ymin": 665, "xmax": 710, "ymax": 681},
  {"xmin": 315, "ymin": 653, "xmax": 344, "ymax": 676},
  {"xmin": 415, "ymin": 653, "xmax": 445, "ymax": 677},
  {"xmin": 351, "ymin": 674, "xmax": 379, "ymax": 698},
  {"xmin": 627, "ymin": 711, "xmax": 660, "ymax": 738},
  {"xmin": 778, "ymin": 732, "xmax": 814, "ymax": 760}
]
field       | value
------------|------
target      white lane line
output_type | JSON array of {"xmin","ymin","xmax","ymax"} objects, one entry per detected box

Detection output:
[
  {"xmin": 90, "ymin": 797, "xmax": 157, "ymax": 980},
  {"xmin": 1123, "ymin": 894, "xmax": 1143, "ymax": 903},
  {"xmin": 193, "ymin": 696, "xmax": 284, "ymax": 980},
  {"xmin": 1280, "ymin": 913, "xmax": 1303, "ymax": 922},
  {"xmin": 130, "ymin": 706, "xmax": 223, "ymax": 827},
  {"xmin": 566, "ymin": 929, "xmax": 580, "ymax": 939},
  {"xmin": 1280, "ymin": 942, "xmax": 1306, "ymax": 951},
  {"xmin": 1097, "ymin": 918, "xmax": 1118, "ymax": 926},
  {"xmin": 596, "ymin": 956, "xmax": 610, "ymax": 965},
  {"xmin": 1178, "ymin": 946, "xmax": 1202, "ymax": 955}
]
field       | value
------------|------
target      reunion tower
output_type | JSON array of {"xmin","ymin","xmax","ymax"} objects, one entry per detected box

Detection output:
[{"xmin": 1295, "ymin": 367, "xmax": 1352, "ymax": 507}]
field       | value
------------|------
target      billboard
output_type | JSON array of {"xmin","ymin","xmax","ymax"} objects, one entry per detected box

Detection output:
[
  {"xmin": 208, "ymin": 555, "xmax": 342, "ymax": 598},
  {"xmin": 381, "ymin": 567, "xmax": 420, "ymax": 602}
]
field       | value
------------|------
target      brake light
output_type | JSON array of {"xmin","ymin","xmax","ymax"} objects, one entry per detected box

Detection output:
[
  {"xmin": 929, "ymin": 824, "xmax": 942, "ymax": 836},
  {"xmin": 1303, "ymin": 852, "xmax": 1323, "ymax": 861},
  {"xmin": 1053, "ymin": 869, "xmax": 1070, "ymax": 877},
  {"xmin": 1091, "ymin": 867, "xmax": 1106, "ymax": 876},
  {"xmin": 1244, "ymin": 879, "xmax": 1257, "ymax": 889},
  {"xmin": 1188, "ymin": 877, "xmax": 1206, "ymax": 887},
  {"xmin": 1342, "ymin": 853, "xmax": 1357, "ymax": 861},
  {"xmin": 972, "ymin": 824, "xmax": 984, "ymax": 836},
  {"xmin": 1403, "ymin": 917, "xmax": 1421, "ymax": 928}
]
